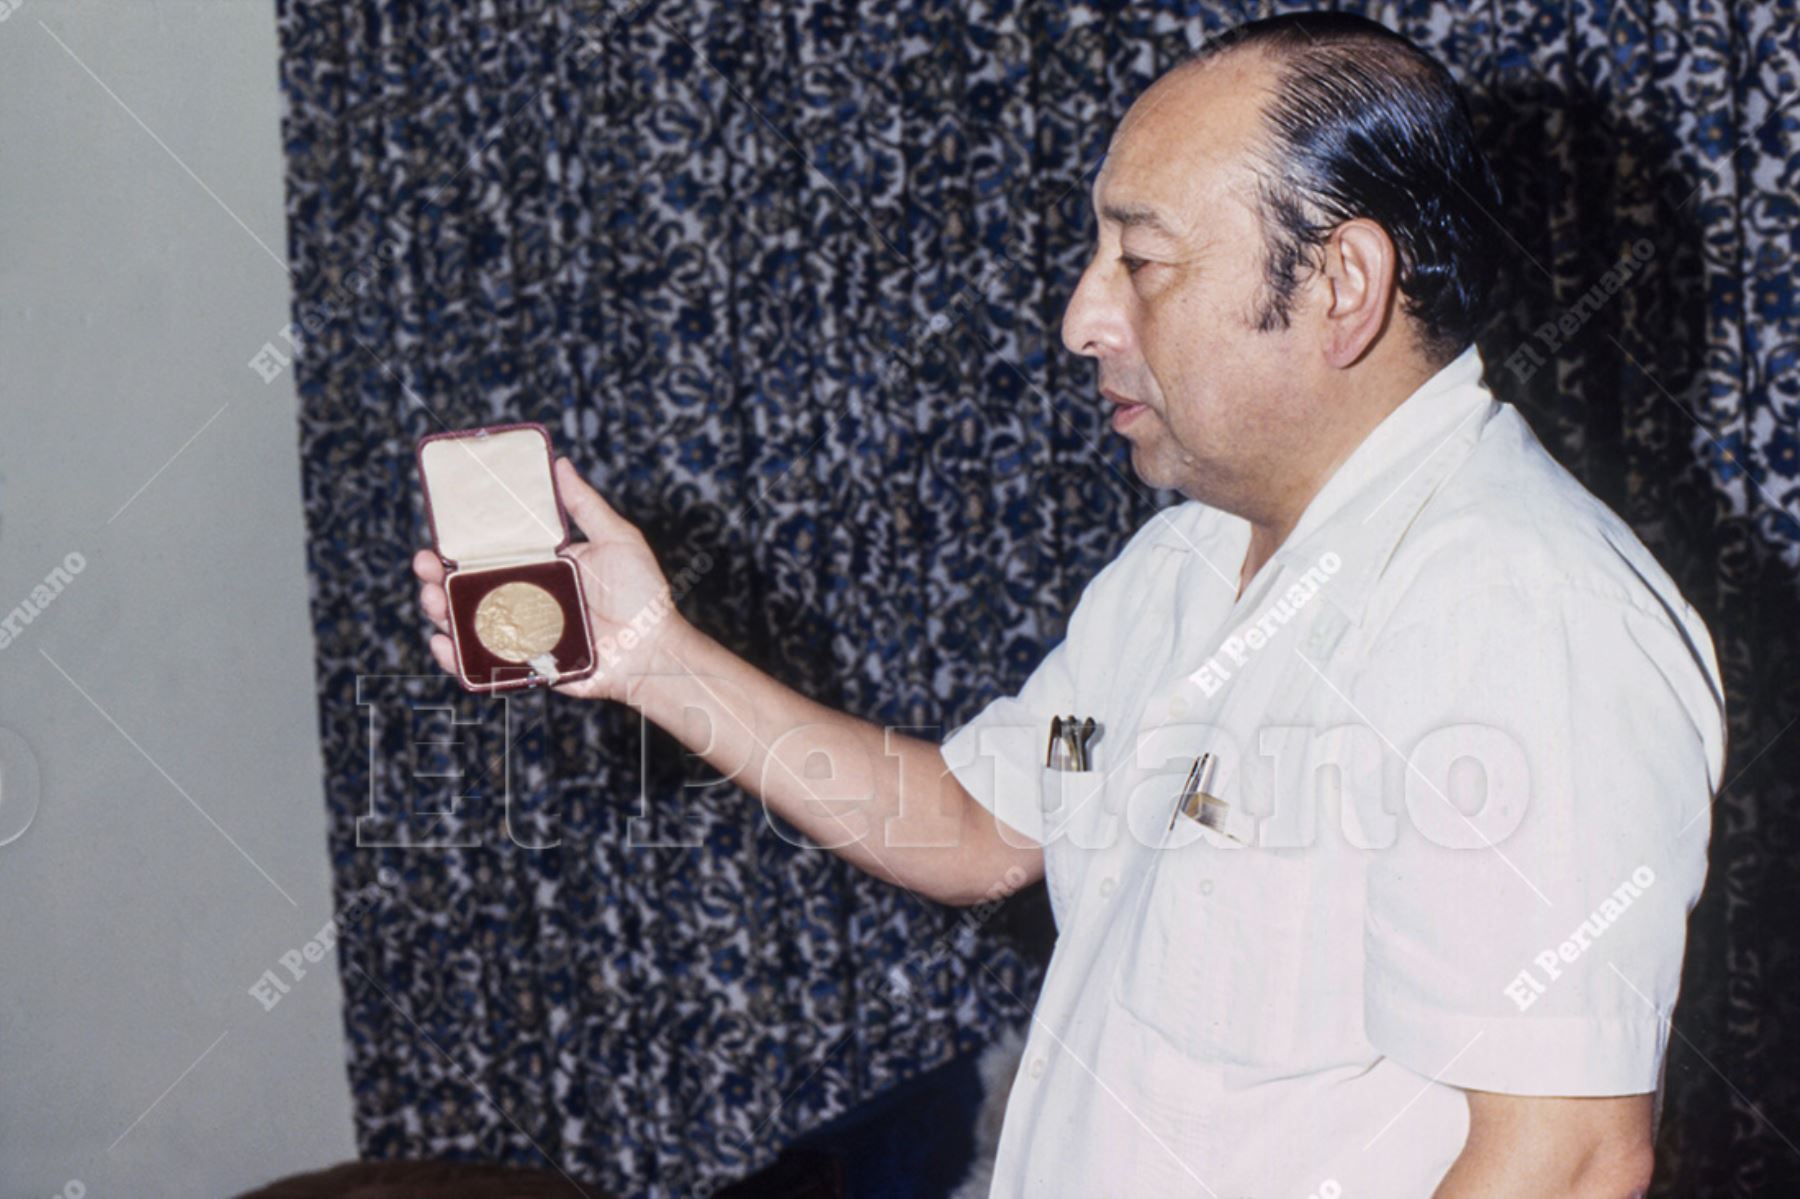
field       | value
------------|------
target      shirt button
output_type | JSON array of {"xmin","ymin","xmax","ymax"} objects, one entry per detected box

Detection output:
[
  {"xmin": 1028, "ymin": 1055, "xmax": 1046, "ymax": 1080},
  {"xmin": 1098, "ymin": 876, "xmax": 1117, "ymax": 898},
  {"xmin": 1199, "ymin": 879, "xmax": 1213, "ymax": 896},
  {"xmin": 1170, "ymin": 697, "xmax": 1190, "ymax": 718}
]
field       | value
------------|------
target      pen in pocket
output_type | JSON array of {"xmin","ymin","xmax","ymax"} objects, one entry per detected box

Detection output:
[{"xmin": 1045, "ymin": 715, "xmax": 1097, "ymax": 771}]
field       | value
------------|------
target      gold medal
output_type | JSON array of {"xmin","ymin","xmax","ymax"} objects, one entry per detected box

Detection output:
[{"xmin": 473, "ymin": 580, "xmax": 565, "ymax": 663}]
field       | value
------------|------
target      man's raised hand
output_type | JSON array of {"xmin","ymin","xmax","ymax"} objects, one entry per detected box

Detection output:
[{"xmin": 411, "ymin": 457, "xmax": 687, "ymax": 703}]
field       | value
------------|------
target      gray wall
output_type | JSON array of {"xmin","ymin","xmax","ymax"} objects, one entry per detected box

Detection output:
[{"xmin": 0, "ymin": 2, "xmax": 357, "ymax": 1194}]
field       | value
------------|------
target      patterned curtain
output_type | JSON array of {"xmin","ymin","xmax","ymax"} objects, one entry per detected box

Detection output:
[{"xmin": 275, "ymin": 1, "xmax": 1799, "ymax": 1195}]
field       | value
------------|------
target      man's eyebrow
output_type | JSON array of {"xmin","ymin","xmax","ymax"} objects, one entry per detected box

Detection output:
[{"xmin": 1098, "ymin": 202, "xmax": 1179, "ymax": 235}]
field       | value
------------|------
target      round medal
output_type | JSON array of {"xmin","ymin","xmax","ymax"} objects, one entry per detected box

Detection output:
[{"xmin": 473, "ymin": 580, "xmax": 566, "ymax": 663}]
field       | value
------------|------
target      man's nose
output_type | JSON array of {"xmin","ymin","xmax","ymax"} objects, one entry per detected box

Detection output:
[{"xmin": 1061, "ymin": 264, "xmax": 1125, "ymax": 360}]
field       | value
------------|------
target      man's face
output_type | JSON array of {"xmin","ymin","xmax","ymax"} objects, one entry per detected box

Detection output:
[{"xmin": 1061, "ymin": 54, "xmax": 1315, "ymax": 512}]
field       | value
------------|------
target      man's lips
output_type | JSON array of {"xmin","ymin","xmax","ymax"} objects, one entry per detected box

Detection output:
[{"xmin": 1101, "ymin": 388, "xmax": 1148, "ymax": 431}]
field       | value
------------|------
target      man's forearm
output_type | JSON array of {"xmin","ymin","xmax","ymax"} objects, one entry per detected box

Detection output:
[
  {"xmin": 1433, "ymin": 1152, "xmax": 1651, "ymax": 1199},
  {"xmin": 624, "ymin": 619, "xmax": 1043, "ymax": 905},
  {"xmin": 1433, "ymin": 1091, "xmax": 1655, "ymax": 1198}
]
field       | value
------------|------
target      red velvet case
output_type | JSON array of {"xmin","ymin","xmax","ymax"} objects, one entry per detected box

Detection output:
[{"xmin": 416, "ymin": 422, "xmax": 597, "ymax": 693}]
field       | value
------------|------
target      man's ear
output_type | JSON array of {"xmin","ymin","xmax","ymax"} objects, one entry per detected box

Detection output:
[{"xmin": 1317, "ymin": 218, "xmax": 1398, "ymax": 368}]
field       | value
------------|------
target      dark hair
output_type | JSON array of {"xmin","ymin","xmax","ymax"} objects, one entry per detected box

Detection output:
[{"xmin": 1186, "ymin": 13, "xmax": 1503, "ymax": 365}]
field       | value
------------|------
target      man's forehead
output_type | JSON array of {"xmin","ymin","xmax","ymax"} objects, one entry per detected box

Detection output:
[{"xmin": 1091, "ymin": 54, "xmax": 1272, "ymax": 229}]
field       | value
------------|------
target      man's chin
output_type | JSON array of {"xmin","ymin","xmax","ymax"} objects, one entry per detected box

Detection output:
[{"xmin": 1124, "ymin": 442, "xmax": 1177, "ymax": 491}]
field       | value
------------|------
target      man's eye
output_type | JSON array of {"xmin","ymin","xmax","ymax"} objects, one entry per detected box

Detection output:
[{"xmin": 1119, "ymin": 255, "xmax": 1149, "ymax": 275}]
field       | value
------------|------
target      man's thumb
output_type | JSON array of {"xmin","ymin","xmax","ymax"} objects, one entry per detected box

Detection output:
[{"xmin": 555, "ymin": 457, "xmax": 628, "ymax": 541}]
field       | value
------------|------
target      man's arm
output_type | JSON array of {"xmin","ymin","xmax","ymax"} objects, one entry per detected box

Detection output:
[
  {"xmin": 1433, "ymin": 1091, "xmax": 1654, "ymax": 1198},
  {"xmin": 413, "ymin": 458, "xmax": 1043, "ymax": 907},
  {"xmin": 624, "ymin": 616, "xmax": 1045, "ymax": 906}
]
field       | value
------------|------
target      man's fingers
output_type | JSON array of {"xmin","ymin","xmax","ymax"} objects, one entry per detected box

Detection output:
[
  {"xmin": 428, "ymin": 632, "xmax": 457, "ymax": 675},
  {"xmin": 420, "ymin": 581, "xmax": 450, "ymax": 634},
  {"xmin": 412, "ymin": 548, "xmax": 445, "ymax": 584},
  {"xmin": 555, "ymin": 457, "xmax": 632, "ymax": 543}
]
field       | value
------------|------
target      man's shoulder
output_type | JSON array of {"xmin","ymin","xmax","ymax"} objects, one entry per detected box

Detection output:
[
  {"xmin": 1355, "ymin": 406, "xmax": 1727, "ymax": 786},
  {"xmin": 1371, "ymin": 407, "xmax": 1702, "ymax": 635}
]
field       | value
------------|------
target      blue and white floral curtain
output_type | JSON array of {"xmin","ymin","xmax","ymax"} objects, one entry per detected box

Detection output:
[{"xmin": 275, "ymin": 1, "xmax": 1799, "ymax": 1194}]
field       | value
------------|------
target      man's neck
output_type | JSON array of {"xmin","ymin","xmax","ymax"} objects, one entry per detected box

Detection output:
[{"xmin": 1236, "ymin": 527, "xmax": 1281, "ymax": 602}]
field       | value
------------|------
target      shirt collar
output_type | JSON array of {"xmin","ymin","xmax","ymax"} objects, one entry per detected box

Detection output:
[{"xmin": 1152, "ymin": 344, "xmax": 1497, "ymax": 625}]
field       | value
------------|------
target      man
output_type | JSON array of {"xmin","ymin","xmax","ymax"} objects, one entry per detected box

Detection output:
[{"xmin": 414, "ymin": 13, "xmax": 1723, "ymax": 1196}]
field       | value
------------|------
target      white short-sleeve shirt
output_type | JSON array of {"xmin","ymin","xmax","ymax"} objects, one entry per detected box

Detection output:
[{"xmin": 939, "ymin": 345, "xmax": 1726, "ymax": 1197}]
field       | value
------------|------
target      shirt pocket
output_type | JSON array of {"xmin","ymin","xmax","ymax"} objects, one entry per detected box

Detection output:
[
  {"xmin": 1110, "ymin": 826, "xmax": 1314, "ymax": 1068},
  {"xmin": 1039, "ymin": 765, "xmax": 1107, "ymax": 929}
]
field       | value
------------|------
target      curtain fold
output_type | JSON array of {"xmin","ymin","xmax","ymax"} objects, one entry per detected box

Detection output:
[{"xmin": 277, "ymin": 1, "xmax": 1800, "ymax": 1194}]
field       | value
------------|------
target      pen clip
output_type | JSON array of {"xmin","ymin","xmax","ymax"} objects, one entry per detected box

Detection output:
[
  {"xmin": 1048, "ymin": 715, "xmax": 1099, "ymax": 771},
  {"xmin": 1167, "ymin": 752, "xmax": 1208, "ymax": 831},
  {"xmin": 1072, "ymin": 717, "xmax": 1096, "ymax": 770},
  {"xmin": 1194, "ymin": 752, "xmax": 1216, "ymax": 797}
]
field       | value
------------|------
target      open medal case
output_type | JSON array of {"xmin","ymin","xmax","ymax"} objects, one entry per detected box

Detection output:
[{"xmin": 416, "ymin": 423, "xmax": 597, "ymax": 693}]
